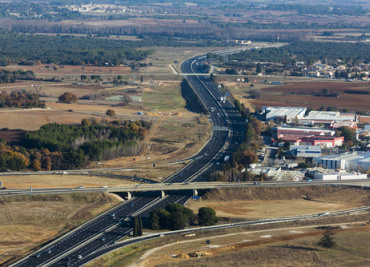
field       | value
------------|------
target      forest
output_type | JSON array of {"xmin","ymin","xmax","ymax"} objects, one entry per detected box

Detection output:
[
  {"xmin": 0, "ymin": 29, "xmax": 154, "ymax": 66},
  {"xmin": 228, "ymin": 42, "xmax": 370, "ymax": 64},
  {"xmin": 0, "ymin": 121, "xmax": 150, "ymax": 172}
]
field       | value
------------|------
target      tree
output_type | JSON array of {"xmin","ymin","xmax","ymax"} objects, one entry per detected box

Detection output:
[
  {"xmin": 318, "ymin": 231, "xmax": 335, "ymax": 248},
  {"xmin": 81, "ymin": 118, "xmax": 91, "ymax": 126},
  {"xmin": 106, "ymin": 109, "xmax": 116, "ymax": 117},
  {"xmin": 58, "ymin": 92, "xmax": 77, "ymax": 103},
  {"xmin": 256, "ymin": 63, "xmax": 262, "ymax": 74},
  {"xmin": 32, "ymin": 159, "xmax": 42, "ymax": 171},
  {"xmin": 138, "ymin": 217, "xmax": 143, "ymax": 236},
  {"xmin": 149, "ymin": 211, "xmax": 160, "ymax": 230},
  {"xmin": 133, "ymin": 217, "xmax": 138, "ymax": 237},
  {"xmin": 80, "ymin": 75, "xmax": 87, "ymax": 81},
  {"xmin": 336, "ymin": 126, "xmax": 356, "ymax": 144},
  {"xmin": 198, "ymin": 207, "xmax": 218, "ymax": 226}
]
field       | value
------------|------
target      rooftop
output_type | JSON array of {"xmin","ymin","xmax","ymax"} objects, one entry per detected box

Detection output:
[
  {"xmin": 263, "ymin": 106, "xmax": 307, "ymax": 119},
  {"xmin": 303, "ymin": 111, "xmax": 356, "ymax": 122},
  {"xmin": 316, "ymin": 152, "xmax": 370, "ymax": 161}
]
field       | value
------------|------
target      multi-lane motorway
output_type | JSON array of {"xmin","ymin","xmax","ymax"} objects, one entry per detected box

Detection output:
[{"xmin": 10, "ymin": 53, "xmax": 245, "ymax": 267}]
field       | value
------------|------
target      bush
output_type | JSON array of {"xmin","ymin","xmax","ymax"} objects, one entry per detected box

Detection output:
[
  {"xmin": 198, "ymin": 207, "xmax": 218, "ymax": 226},
  {"xmin": 318, "ymin": 231, "xmax": 335, "ymax": 248},
  {"xmin": 106, "ymin": 109, "xmax": 116, "ymax": 117},
  {"xmin": 58, "ymin": 92, "xmax": 77, "ymax": 103}
]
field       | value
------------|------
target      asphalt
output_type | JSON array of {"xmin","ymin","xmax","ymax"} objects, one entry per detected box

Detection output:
[{"xmin": 11, "ymin": 53, "xmax": 245, "ymax": 267}]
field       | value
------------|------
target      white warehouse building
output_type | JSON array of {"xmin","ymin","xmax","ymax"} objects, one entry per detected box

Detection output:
[
  {"xmin": 314, "ymin": 172, "xmax": 367, "ymax": 180},
  {"xmin": 313, "ymin": 152, "xmax": 370, "ymax": 171},
  {"xmin": 263, "ymin": 106, "xmax": 307, "ymax": 123}
]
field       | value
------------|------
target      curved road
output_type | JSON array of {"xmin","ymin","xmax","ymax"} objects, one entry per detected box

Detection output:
[{"xmin": 10, "ymin": 53, "xmax": 245, "ymax": 267}]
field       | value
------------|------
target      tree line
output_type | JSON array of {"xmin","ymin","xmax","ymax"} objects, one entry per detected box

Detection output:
[
  {"xmin": 0, "ymin": 69, "xmax": 35, "ymax": 83},
  {"xmin": 149, "ymin": 203, "xmax": 217, "ymax": 231}
]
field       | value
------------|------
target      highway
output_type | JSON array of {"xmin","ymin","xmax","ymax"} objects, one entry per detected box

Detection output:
[{"xmin": 10, "ymin": 52, "xmax": 245, "ymax": 267}]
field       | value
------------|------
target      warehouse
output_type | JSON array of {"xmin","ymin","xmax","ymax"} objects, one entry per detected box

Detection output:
[{"xmin": 313, "ymin": 152, "xmax": 370, "ymax": 171}]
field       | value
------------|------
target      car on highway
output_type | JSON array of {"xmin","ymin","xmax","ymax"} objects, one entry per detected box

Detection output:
[
  {"xmin": 78, "ymin": 186, "xmax": 84, "ymax": 189},
  {"xmin": 77, "ymin": 255, "xmax": 83, "ymax": 260},
  {"xmin": 318, "ymin": 211, "xmax": 330, "ymax": 217}
]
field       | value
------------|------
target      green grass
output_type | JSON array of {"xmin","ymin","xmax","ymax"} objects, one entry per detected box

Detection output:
[{"xmin": 143, "ymin": 83, "xmax": 185, "ymax": 111}]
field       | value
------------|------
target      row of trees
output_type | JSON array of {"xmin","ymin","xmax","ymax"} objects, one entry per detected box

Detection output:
[
  {"xmin": 0, "ymin": 91, "xmax": 45, "ymax": 109},
  {"xmin": 149, "ymin": 203, "xmax": 217, "ymax": 231},
  {"xmin": 0, "ymin": 69, "xmax": 35, "ymax": 83}
]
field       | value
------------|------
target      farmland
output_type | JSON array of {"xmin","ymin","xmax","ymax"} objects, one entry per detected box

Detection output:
[{"xmin": 251, "ymin": 81, "xmax": 370, "ymax": 112}]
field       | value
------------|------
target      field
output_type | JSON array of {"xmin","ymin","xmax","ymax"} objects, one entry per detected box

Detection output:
[
  {"xmin": 250, "ymin": 81, "xmax": 370, "ymax": 112},
  {"xmin": 0, "ymin": 193, "xmax": 121, "ymax": 266},
  {"xmin": 153, "ymin": 225, "xmax": 370, "ymax": 267},
  {"xmin": 88, "ymin": 219, "xmax": 370, "ymax": 267},
  {"xmin": 186, "ymin": 187, "xmax": 370, "ymax": 220},
  {"xmin": 0, "ymin": 174, "xmax": 137, "ymax": 189}
]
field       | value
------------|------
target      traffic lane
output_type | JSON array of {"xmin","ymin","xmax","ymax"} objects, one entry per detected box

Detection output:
[
  {"xmin": 57, "ymin": 194, "xmax": 190, "ymax": 266},
  {"xmin": 18, "ymin": 196, "xmax": 157, "ymax": 267}
]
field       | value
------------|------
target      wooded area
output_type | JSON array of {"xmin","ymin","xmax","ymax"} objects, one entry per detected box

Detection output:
[
  {"xmin": 0, "ymin": 29, "xmax": 154, "ymax": 66},
  {"xmin": 0, "ymin": 91, "xmax": 45, "ymax": 109},
  {"xmin": 0, "ymin": 121, "xmax": 150, "ymax": 171}
]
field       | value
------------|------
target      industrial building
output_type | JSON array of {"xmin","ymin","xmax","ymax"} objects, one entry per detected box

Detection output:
[
  {"xmin": 300, "ymin": 111, "xmax": 357, "ymax": 126},
  {"xmin": 272, "ymin": 126, "xmax": 335, "ymax": 139},
  {"xmin": 313, "ymin": 152, "xmax": 370, "ymax": 171},
  {"xmin": 288, "ymin": 145, "xmax": 322, "ymax": 158},
  {"xmin": 314, "ymin": 172, "xmax": 367, "ymax": 180},
  {"xmin": 263, "ymin": 106, "xmax": 307, "ymax": 123}
]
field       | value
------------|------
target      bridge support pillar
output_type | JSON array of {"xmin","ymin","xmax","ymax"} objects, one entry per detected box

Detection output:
[
  {"xmin": 126, "ymin": 191, "xmax": 132, "ymax": 200},
  {"xmin": 193, "ymin": 189, "xmax": 198, "ymax": 196},
  {"xmin": 161, "ymin": 190, "xmax": 166, "ymax": 198}
]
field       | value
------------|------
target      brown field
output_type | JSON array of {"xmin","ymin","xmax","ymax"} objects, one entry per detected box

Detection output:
[
  {"xmin": 187, "ymin": 199, "xmax": 359, "ymax": 219},
  {"xmin": 0, "ymin": 109, "xmax": 102, "ymax": 131},
  {"xmin": 0, "ymin": 193, "xmax": 121, "ymax": 266},
  {"xmin": 186, "ymin": 187, "xmax": 370, "ymax": 220},
  {"xmin": 249, "ymin": 81, "xmax": 370, "ymax": 112},
  {"xmin": 89, "ymin": 220, "xmax": 370, "ymax": 267},
  {"xmin": 153, "ymin": 226, "xmax": 370, "ymax": 267},
  {"xmin": 0, "ymin": 174, "xmax": 136, "ymax": 189}
]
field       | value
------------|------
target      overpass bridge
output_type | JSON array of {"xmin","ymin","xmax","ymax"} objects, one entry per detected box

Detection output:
[
  {"xmin": 1, "ymin": 180, "xmax": 369, "ymax": 199},
  {"xmin": 107, "ymin": 180, "xmax": 370, "ymax": 199}
]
